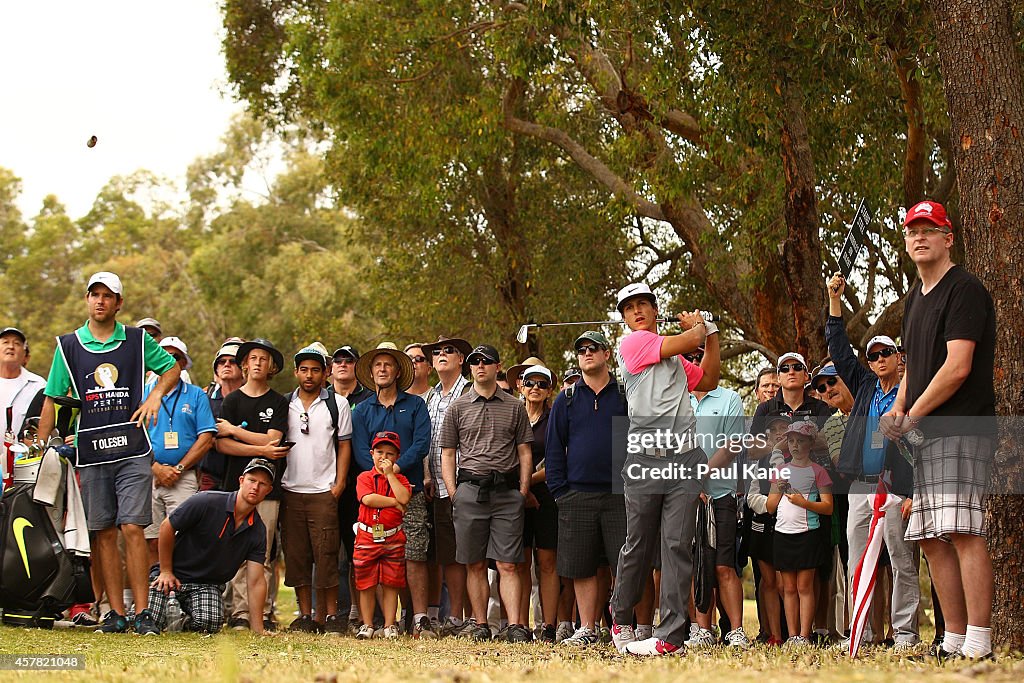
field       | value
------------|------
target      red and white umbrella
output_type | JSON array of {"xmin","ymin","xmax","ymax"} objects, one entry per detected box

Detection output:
[{"xmin": 848, "ymin": 479, "xmax": 902, "ymax": 658}]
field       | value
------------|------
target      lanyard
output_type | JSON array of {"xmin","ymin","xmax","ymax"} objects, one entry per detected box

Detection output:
[{"xmin": 160, "ymin": 382, "xmax": 184, "ymax": 429}]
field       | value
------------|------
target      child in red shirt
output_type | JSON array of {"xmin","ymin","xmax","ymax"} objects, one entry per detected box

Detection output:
[{"xmin": 353, "ymin": 431, "xmax": 412, "ymax": 639}]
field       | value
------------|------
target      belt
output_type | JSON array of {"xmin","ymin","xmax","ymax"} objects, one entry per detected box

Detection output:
[
  {"xmin": 457, "ymin": 469, "xmax": 519, "ymax": 502},
  {"xmin": 355, "ymin": 522, "xmax": 402, "ymax": 538},
  {"xmin": 856, "ymin": 474, "xmax": 881, "ymax": 484},
  {"xmin": 641, "ymin": 447, "xmax": 671, "ymax": 458}
]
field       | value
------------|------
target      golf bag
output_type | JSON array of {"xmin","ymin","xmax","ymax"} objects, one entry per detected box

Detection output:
[{"xmin": 0, "ymin": 449, "xmax": 92, "ymax": 628}]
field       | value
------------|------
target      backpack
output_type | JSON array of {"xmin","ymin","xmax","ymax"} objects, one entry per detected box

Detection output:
[{"xmin": 0, "ymin": 479, "xmax": 92, "ymax": 628}]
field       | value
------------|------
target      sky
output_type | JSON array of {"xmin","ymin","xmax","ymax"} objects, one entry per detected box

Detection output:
[{"xmin": 0, "ymin": 1, "xmax": 243, "ymax": 219}]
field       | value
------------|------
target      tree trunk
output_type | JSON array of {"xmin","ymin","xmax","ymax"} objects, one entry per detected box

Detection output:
[{"xmin": 927, "ymin": 0, "xmax": 1024, "ymax": 649}]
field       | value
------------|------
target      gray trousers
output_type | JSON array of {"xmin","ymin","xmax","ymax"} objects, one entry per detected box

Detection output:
[
  {"xmin": 611, "ymin": 450, "xmax": 702, "ymax": 647},
  {"xmin": 847, "ymin": 481, "xmax": 920, "ymax": 644}
]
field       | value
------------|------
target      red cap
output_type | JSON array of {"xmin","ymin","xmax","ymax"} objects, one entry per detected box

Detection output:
[
  {"xmin": 903, "ymin": 201, "xmax": 952, "ymax": 229},
  {"xmin": 371, "ymin": 431, "xmax": 401, "ymax": 452}
]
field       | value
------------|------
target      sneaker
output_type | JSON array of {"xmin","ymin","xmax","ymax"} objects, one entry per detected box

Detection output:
[
  {"xmin": 725, "ymin": 627, "xmax": 751, "ymax": 650},
  {"xmin": 323, "ymin": 615, "xmax": 346, "ymax": 635},
  {"xmin": 766, "ymin": 636, "xmax": 784, "ymax": 647},
  {"xmin": 507, "ymin": 624, "xmax": 532, "ymax": 643},
  {"xmin": 469, "ymin": 622, "xmax": 492, "ymax": 642},
  {"xmin": 289, "ymin": 615, "xmax": 323, "ymax": 634},
  {"xmin": 784, "ymin": 635, "xmax": 811, "ymax": 649},
  {"xmin": 561, "ymin": 627, "xmax": 600, "ymax": 647},
  {"xmin": 72, "ymin": 611, "xmax": 99, "ymax": 627},
  {"xmin": 228, "ymin": 617, "xmax": 250, "ymax": 631},
  {"xmin": 381, "ymin": 624, "xmax": 401, "ymax": 639},
  {"xmin": 539, "ymin": 623, "xmax": 556, "ymax": 643},
  {"xmin": 95, "ymin": 611, "xmax": 129, "ymax": 634},
  {"xmin": 441, "ymin": 616, "xmax": 470, "ymax": 638},
  {"xmin": 493, "ymin": 624, "xmax": 510, "ymax": 641},
  {"xmin": 348, "ymin": 619, "xmax": 363, "ymax": 636},
  {"xmin": 686, "ymin": 622, "xmax": 700, "ymax": 642},
  {"xmin": 625, "ymin": 637, "xmax": 681, "ymax": 656},
  {"xmin": 611, "ymin": 622, "xmax": 637, "ymax": 653},
  {"xmin": 810, "ymin": 630, "xmax": 831, "ymax": 647},
  {"xmin": 133, "ymin": 610, "xmax": 160, "ymax": 636},
  {"xmin": 555, "ymin": 622, "xmax": 575, "ymax": 643},
  {"xmin": 934, "ymin": 645, "xmax": 963, "ymax": 662},
  {"xmin": 263, "ymin": 617, "xmax": 278, "ymax": 632},
  {"xmin": 598, "ymin": 626, "xmax": 612, "ymax": 644},
  {"xmin": 833, "ymin": 636, "xmax": 851, "ymax": 652},
  {"xmin": 685, "ymin": 627, "xmax": 716, "ymax": 648},
  {"xmin": 356, "ymin": 624, "xmax": 374, "ymax": 640},
  {"xmin": 413, "ymin": 615, "xmax": 439, "ymax": 640},
  {"xmin": 892, "ymin": 640, "xmax": 922, "ymax": 656}
]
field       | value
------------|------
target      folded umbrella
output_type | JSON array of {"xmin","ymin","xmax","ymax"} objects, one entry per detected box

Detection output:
[{"xmin": 849, "ymin": 479, "xmax": 902, "ymax": 658}]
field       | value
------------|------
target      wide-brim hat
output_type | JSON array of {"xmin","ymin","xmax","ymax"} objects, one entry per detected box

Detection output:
[
  {"xmin": 355, "ymin": 342, "xmax": 415, "ymax": 393},
  {"xmin": 236, "ymin": 338, "xmax": 285, "ymax": 375},
  {"xmin": 506, "ymin": 356, "xmax": 545, "ymax": 390},
  {"xmin": 422, "ymin": 336, "xmax": 473, "ymax": 375}
]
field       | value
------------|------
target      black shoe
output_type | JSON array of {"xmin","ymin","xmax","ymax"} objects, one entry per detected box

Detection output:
[
  {"xmin": 323, "ymin": 614, "xmax": 346, "ymax": 635},
  {"xmin": 470, "ymin": 623, "xmax": 492, "ymax": 642},
  {"xmin": 95, "ymin": 611, "xmax": 129, "ymax": 634},
  {"xmin": 133, "ymin": 609, "xmax": 160, "ymax": 636},
  {"xmin": 539, "ymin": 623, "xmax": 556, "ymax": 643},
  {"xmin": 493, "ymin": 624, "xmax": 510, "ymax": 641},
  {"xmin": 228, "ymin": 617, "xmax": 250, "ymax": 631},
  {"xmin": 263, "ymin": 617, "xmax": 278, "ymax": 632},
  {"xmin": 935, "ymin": 646, "xmax": 962, "ymax": 662},
  {"xmin": 507, "ymin": 624, "xmax": 532, "ymax": 643},
  {"xmin": 289, "ymin": 615, "xmax": 323, "ymax": 634}
]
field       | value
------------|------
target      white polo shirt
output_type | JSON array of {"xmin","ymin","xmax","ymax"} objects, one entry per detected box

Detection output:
[{"xmin": 282, "ymin": 389, "xmax": 353, "ymax": 494}]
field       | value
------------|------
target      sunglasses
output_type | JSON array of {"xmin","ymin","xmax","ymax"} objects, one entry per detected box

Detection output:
[
  {"xmin": 333, "ymin": 357, "xmax": 355, "ymax": 365},
  {"xmin": 814, "ymin": 376, "xmax": 838, "ymax": 394},
  {"xmin": 300, "ymin": 412, "xmax": 310, "ymax": 435},
  {"xmin": 468, "ymin": 357, "xmax": 496, "ymax": 366},
  {"xmin": 170, "ymin": 353, "xmax": 186, "ymax": 363},
  {"xmin": 683, "ymin": 353, "xmax": 704, "ymax": 363},
  {"xmin": 866, "ymin": 347, "xmax": 898, "ymax": 362},
  {"xmin": 778, "ymin": 363, "xmax": 806, "ymax": 374},
  {"xmin": 575, "ymin": 343, "xmax": 603, "ymax": 355},
  {"xmin": 431, "ymin": 345, "xmax": 459, "ymax": 356},
  {"xmin": 523, "ymin": 379, "xmax": 551, "ymax": 389},
  {"xmin": 215, "ymin": 357, "xmax": 236, "ymax": 367},
  {"xmin": 409, "ymin": 355, "xmax": 427, "ymax": 364}
]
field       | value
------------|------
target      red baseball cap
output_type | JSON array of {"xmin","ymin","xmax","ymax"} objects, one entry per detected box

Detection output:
[
  {"xmin": 903, "ymin": 201, "xmax": 953, "ymax": 230},
  {"xmin": 371, "ymin": 431, "xmax": 401, "ymax": 452}
]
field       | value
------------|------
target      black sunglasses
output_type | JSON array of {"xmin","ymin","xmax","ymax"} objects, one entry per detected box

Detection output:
[
  {"xmin": 468, "ymin": 357, "xmax": 496, "ymax": 366},
  {"xmin": 866, "ymin": 347, "xmax": 898, "ymax": 362},
  {"xmin": 215, "ymin": 357, "xmax": 236, "ymax": 368},
  {"xmin": 575, "ymin": 343, "xmax": 603, "ymax": 355},
  {"xmin": 431, "ymin": 345, "xmax": 459, "ymax": 356},
  {"xmin": 814, "ymin": 376, "xmax": 838, "ymax": 394},
  {"xmin": 300, "ymin": 412, "xmax": 310, "ymax": 435},
  {"xmin": 409, "ymin": 355, "xmax": 427, "ymax": 364},
  {"xmin": 683, "ymin": 352, "xmax": 704, "ymax": 363},
  {"xmin": 523, "ymin": 379, "xmax": 551, "ymax": 389},
  {"xmin": 778, "ymin": 363, "xmax": 806, "ymax": 374}
]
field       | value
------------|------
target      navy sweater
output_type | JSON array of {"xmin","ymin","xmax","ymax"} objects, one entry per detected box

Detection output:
[{"xmin": 545, "ymin": 375, "xmax": 627, "ymax": 498}]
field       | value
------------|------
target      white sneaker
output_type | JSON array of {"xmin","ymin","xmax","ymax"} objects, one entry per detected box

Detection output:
[
  {"xmin": 625, "ymin": 637, "xmax": 682, "ymax": 656},
  {"xmin": 892, "ymin": 640, "xmax": 922, "ymax": 656},
  {"xmin": 833, "ymin": 636, "xmax": 852, "ymax": 653},
  {"xmin": 686, "ymin": 622, "xmax": 700, "ymax": 641},
  {"xmin": 685, "ymin": 627, "xmax": 716, "ymax": 647},
  {"xmin": 561, "ymin": 627, "xmax": 600, "ymax": 647},
  {"xmin": 382, "ymin": 624, "xmax": 401, "ymax": 639},
  {"xmin": 611, "ymin": 623, "xmax": 636, "ymax": 653},
  {"xmin": 356, "ymin": 624, "xmax": 374, "ymax": 640},
  {"xmin": 725, "ymin": 627, "xmax": 751, "ymax": 649},
  {"xmin": 555, "ymin": 621, "xmax": 575, "ymax": 643},
  {"xmin": 784, "ymin": 635, "xmax": 811, "ymax": 649}
]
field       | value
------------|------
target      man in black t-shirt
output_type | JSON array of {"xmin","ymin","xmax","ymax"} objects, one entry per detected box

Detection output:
[
  {"xmin": 215, "ymin": 338, "xmax": 290, "ymax": 631},
  {"xmin": 881, "ymin": 200, "xmax": 995, "ymax": 660}
]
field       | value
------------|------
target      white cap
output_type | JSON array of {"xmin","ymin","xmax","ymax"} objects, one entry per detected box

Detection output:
[
  {"xmin": 87, "ymin": 271, "xmax": 123, "ymax": 296},
  {"xmin": 522, "ymin": 365, "xmax": 553, "ymax": 383},
  {"xmin": 866, "ymin": 335, "xmax": 898, "ymax": 352},
  {"xmin": 777, "ymin": 352, "xmax": 807, "ymax": 371},
  {"xmin": 159, "ymin": 336, "xmax": 192, "ymax": 370},
  {"xmin": 615, "ymin": 282, "xmax": 657, "ymax": 313}
]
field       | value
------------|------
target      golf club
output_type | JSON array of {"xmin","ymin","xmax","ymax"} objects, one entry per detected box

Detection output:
[{"xmin": 515, "ymin": 311, "xmax": 718, "ymax": 344}]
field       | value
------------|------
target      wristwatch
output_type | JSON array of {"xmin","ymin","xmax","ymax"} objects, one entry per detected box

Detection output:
[{"xmin": 174, "ymin": 464, "xmax": 185, "ymax": 473}]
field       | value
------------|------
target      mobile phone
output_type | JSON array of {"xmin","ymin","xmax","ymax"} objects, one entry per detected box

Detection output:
[{"xmin": 281, "ymin": 441, "xmax": 296, "ymax": 449}]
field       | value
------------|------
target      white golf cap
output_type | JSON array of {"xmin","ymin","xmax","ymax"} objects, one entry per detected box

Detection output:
[
  {"xmin": 615, "ymin": 282, "xmax": 657, "ymax": 313},
  {"xmin": 777, "ymin": 352, "xmax": 807, "ymax": 370},
  {"xmin": 160, "ymin": 336, "xmax": 192, "ymax": 370},
  {"xmin": 87, "ymin": 271, "xmax": 123, "ymax": 296},
  {"xmin": 522, "ymin": 365, "xmax": 553, "ymax": 383},
  {"xmin": 866, "ymin": 335, "xmax": 898, "ymax": 352}
]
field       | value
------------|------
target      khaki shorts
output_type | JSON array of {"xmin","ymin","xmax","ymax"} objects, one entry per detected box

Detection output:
[{"xmin": 145, "ymin": 469, "xmax": 200, "ymax": 539}]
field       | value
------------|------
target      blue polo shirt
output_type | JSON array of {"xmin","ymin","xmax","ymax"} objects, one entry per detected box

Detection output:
[
  {"xmin": 691, "ymin": 387, "xmax": 745, "ymax": 499},
  {"xmin": 861, "ymin": 380, "xmax": 898, "ymax": 476},
  {"xmin": 143, "ymin": 380, "xmax": 217, "ymax": 466},
  {"xmin": 350, "ymin": 391, "xmax": 431, "ymax": 491},
  {"xmin": 162, "ymin": 491, "xmax": 267, "ymax": 585}
]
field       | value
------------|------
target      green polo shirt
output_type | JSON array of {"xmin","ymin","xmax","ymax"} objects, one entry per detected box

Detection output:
[{"xmin": 44, "ymin": 321, "xmax": 176, "ymax": 399}]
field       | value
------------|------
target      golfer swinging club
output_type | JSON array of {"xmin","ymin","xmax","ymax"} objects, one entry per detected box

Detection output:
[{"xmin": 608, "ymin": 282, "xmax": 721, "ymax": 656}]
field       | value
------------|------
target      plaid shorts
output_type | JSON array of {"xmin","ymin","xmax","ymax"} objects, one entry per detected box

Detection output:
[
  {"xmin": 556, "ymin": 491, "xmax": 627, "ymax": 579},
  {"xmin": 403, "ymin": 492, "xmax": 432, "ymax": 562},
  {"xmin": 353, "ymin": 533, "xmax": 407, "ymax": 591},
  {"xmin": 147, "ymin": 568, "xmax": 225, "ymax": 633},
  {"xmin": 906, "ymin": 434, "xmax": 992, "ymax": 541}
]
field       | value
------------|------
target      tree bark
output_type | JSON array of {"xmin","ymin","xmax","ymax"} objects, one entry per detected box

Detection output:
[{"xmin": 927, "ymin": 0, "xmax": 1024, "ymax": 649}]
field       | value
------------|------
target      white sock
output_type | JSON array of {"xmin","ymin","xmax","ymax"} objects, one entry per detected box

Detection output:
[
  {"xmin": 942, "ymin": 631, "xmax": 966, "ymax": 653},
  {"xmin": 428, "ymin": 606, "xmax": 440, "ymax": 621},
  {"xmin": 636, "ymin": 624, "xmax": 653, "ymax": 640},
  {"xmin": 348, "ymin": 605, "xmax": 360, "ymax": 620},
  {"xmin": 962, "ymin": 626, "xmax": 992, "ymax": 658}
]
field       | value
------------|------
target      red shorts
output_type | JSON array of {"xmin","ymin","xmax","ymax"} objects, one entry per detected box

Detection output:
[{"xmin": 353, "ymin": 531, "xmax": 407, "ymax": 591}]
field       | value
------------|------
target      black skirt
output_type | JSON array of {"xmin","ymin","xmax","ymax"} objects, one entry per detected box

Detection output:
[{"xmin": 773, "ymin": 529, "xmax": 828, "ymax": 571}]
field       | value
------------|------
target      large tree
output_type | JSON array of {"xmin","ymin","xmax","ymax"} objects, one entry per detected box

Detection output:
[{"xmin": 926, "ymin": 0, "xmax": 1024, "ymax": 648}]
